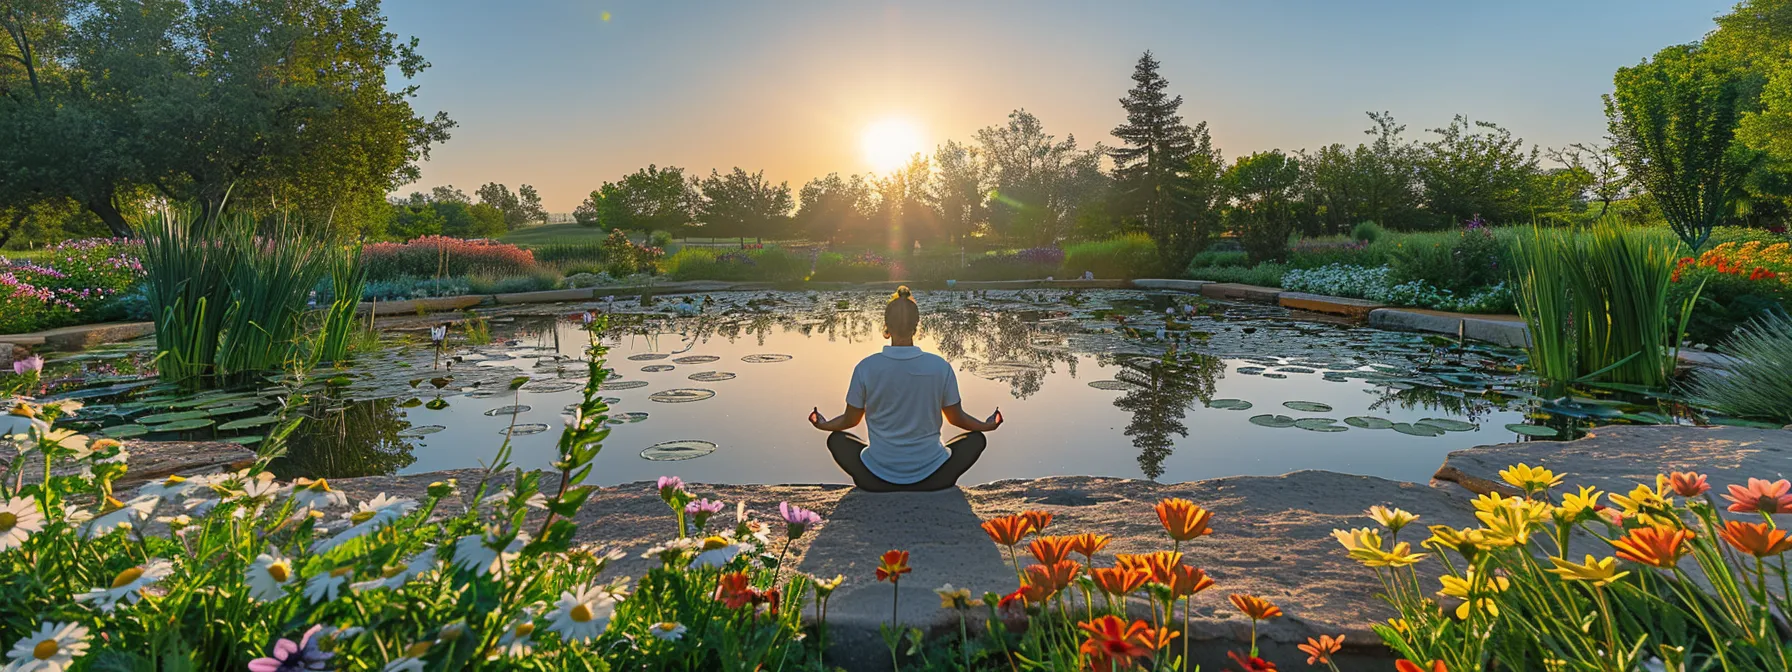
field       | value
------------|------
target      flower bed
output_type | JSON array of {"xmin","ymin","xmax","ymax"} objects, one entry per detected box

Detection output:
[
  {"xmin": 1672, "ymin": 241, "xmax": 1792, "ymax": 347},
  {"xmin": 362, "ymin": 236, "xmax": 540, "ymax": 281},
  {"xmin": 0, "ymin": 239, "xmax": 145, "ymax": 333},
  {"xmin": 1283, "ymin": 263, "xmax": 1513, "ymax": 314}
]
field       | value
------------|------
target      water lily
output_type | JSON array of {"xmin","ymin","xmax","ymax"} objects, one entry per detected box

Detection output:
[
  {"xmin": 75, "ymin": 560, "xmax": 174, "ymax": 613},
  {"xmin": 4, "ymin": 621, "xmax": 89, "ymax": 672}
]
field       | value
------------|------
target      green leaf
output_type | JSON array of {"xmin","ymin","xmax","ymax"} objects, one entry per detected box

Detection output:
[
  {"xmin": 1505, "ymin": 423, "xmax": 1560, "ymax": 438},
  {"xmin": 1248, "ymin": 414, "xmax": 1297, "ymax": 428},
  {"xmin": 1344, "ymin": 416, "xmax": 1394, "ymax": 429}
]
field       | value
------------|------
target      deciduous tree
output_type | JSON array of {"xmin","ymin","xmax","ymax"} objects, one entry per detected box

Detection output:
[{"xmin": 696, "ymin": 168, "xmax": 793, "ymax": 243}]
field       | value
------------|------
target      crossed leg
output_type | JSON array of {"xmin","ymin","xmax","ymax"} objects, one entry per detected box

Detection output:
[{"xmin": 826, "ymin": 431, "xmax": 987, "ymax": 492}]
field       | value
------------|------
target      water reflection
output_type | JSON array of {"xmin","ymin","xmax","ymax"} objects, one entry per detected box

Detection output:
[
  {"xmin": 273, "ymin": 397, "xmax": 416, "ymax": 479},
  {"xmin": 1110, "ymin": 351, "xmax": 1222, "ymax": 479}
]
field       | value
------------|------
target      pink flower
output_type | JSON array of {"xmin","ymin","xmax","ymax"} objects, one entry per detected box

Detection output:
[
  {"xmin": 247, "ymin": 625, "xmax": 332, "ymax": 672},
  {"xmin": 1725, "ymin": 479, "xmax": 1792, "ymax": 514},
  {"xmin": 12, "ymin": 356, "xmax": 43, "ymax": 375},
  {"xmin": 779, "ymin": 501, "xmax": 822, "ymax": 540}
]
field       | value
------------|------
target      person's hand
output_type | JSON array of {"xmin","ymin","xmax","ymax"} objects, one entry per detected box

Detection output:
[
  {"xmin": 984, "ymin": 408, "xmax": 1003, "ymax": 431},
  {"xmin": 808, "ymin": 407, "xmax": 826, "ymax": 430}
]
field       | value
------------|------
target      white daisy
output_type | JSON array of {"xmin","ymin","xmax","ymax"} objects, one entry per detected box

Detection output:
[
  {"xmin": 0, "ymin": 497, "xmax": 45, "ymax": 553},
  {"xmin": 545, "ymin": 584, "xmax": 618, "ymax": 643},
  {"xmin": 303, "ymin": 567, "xmax": 354, "ymax": 604},
  {"xmin": 2, "ymin": 621, "xmax": 89, "ymax": 672},
  {"xmin": 642, "ymin": 537, "xmax": 700, "ymax": 563},
  {"xmin": 59, "ymin": 505, "xmax": 92, "ymax": 526},
  {"xmin": 290, "ymin": 478, "xmax": 347, "ymax": 510},
  {"xmin": 0, "ymin": 402, "xmax": 49, "ymax": 439},
  {"xmin": 452, "ymin": 532, "xmax": 527, "ymax": 578},
  {"xmin": 75, "ymin": 560, "xmax": 174, "ymax": 613},
  {"xmin": 137, "ymin": 475, "xmax": 196, "ymax": 500},
  {"xmin": 381, "ymin": 642, "xmax": 432, "ymax": 672},
  {"xmin": 81, "ymin": 495, "xmax": 158, "ymax": 538},
  {"xmin": 648, "ymin": 622, "xmax": 686, "ymax": 641},
  {"xmin": 494, "ymin": 619, "xmax": 535, "ymax": 658},
  {"xmin": 245, "ymin": 552, "xmax": 297, "ymax": 602},
  {"xmin": 691, "ymin": 536, "xmax": 751, "ymax": 569}
]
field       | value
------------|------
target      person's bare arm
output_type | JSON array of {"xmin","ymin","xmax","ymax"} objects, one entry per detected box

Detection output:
[
  {"xmin": 809, "ymin": 405, "xmax": 865, "ymax": 432},
  {"xmin": 943, "ymin": 403, "xmax": 1002, "ymax": 432}
]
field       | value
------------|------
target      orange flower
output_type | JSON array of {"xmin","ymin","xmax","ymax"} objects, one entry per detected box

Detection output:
[
  {"xmin": 1608, "ymin": 526, "xmax": 1693, "ymax": 568},
  {"xmin": 1724, "ymin": 478, "xmax": 1792, "ymax": 514},
  {"xmin": 1663, "ymin": 471, "xmax": 1710, "ymax": 497},
  {"xmin": 875, "ymin": 550, "xmax": 911, "ymax": 582},
  {"xmin": 1090, "ymin": 566, "xmax": 1151, "ymax": 597},
  {"xmin": 1067, "ymin": 532, "xmax": 1113, "ymax": 560},
  {"xmin": 1229, "ymin": 594, "xmax": 1283, "ymax": 620},
  {"xmin": 981, "ymin": 515, "xmax": 1034, "ymax": 547},
  {"xmin": 1156, "ymin": 498, "xmax": 1214, "ymax": 542},
  {"xmin": 1028, "ymin": 535, "xmax": 1075, "ymax": 565},
  {"xmin": 1116, "ymin": 551, "xmax": 1183, "ymax": 584},
  {"xmin": 1021, "ymin": 510, "xmax": 1054, "ymax": 535},
  {"xmin": 1019, "ymin": 579, "xmax": 1056, "ymax": 604},
  {"xmin": 1077, "ymin": 616, "xmax": 1155, "ymax": 671},
  {"xmin": 1024, "ymin": 560, "xmax": 1083, "ymax": 591},
  {"xmin": 1227, "ymin": 651, "xmax": 1279, "ymax": 671},
  {"xmin": 1396, "ymin": 661, "xmax": 1448, "ymax": 672},
  {"xmin": 1298, "ymin": 634, "xmax": 1344, "ymax": 665},
  {"xmin": 1720, "ymin": 520, "xmax": 1792, "ymax": 557},
  {"xmin": 716, "ymin": 571, "xmax": 757, "ymax": 608},
  {"xmin": 1167, "ymin": 564, "xmax": 1215, "ymax": 598}
]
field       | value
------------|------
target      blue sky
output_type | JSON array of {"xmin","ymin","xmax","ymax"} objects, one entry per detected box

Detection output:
[{"xmin": 384, "ymin": 0, "xmax": 1735, "ymax": 211}]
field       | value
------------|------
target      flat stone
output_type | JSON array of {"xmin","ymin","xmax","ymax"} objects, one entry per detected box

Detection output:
[
  {"xmin": 358, "ymin": 296, "xmax": 484, "ymax": 316},
  {"xmin": 1041, "ymin": 279, "xmax": 1131, "ymax": 289},
  {"xmin": 1131, "ymin": 278, "xmax": 1212, "ymax": 292},
  {"xmin": 9, "ymin": 322, "xmax": 157, "ymax": 352},
  {"xmin": 0, "ymin": 440, "xmax": 256, "ymax": 489},
  {"xmin": 1434, "ymin": 425, "xmax": 1792, "ymax": 498},
  {"xmin": 1367, "ymin": 308, "xmax": 1531, "ymax": 348},
  {"xmin": 1277, "ymin": 292, "xmax": 1386, "ymax": 318},
  {"xmin": 492, "ymin": 287, "xmax": 597, "ymax": 304},
  {"xmin": 1199, "ymin": 283, "xmax": 1283, "ymax": 303}
]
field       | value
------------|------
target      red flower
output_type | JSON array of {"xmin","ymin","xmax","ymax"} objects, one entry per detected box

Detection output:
[
  {"xmin": 1396, "ymin": 661, "xmax": 1448, "ymax": 672},
  {"xmin": 1028, "ymin": 535, "xmax": 1075, "ymax": 565},
  {"xmin": 981, "ymin": 515, "xmax": 1034, "ymax": 547},
  {"xmin": 1090, "ymin": 566, "xmax": 1151, "ymax": 597},
  {"xmin": 1227, "ymin": 651, "xmax": 1279, "ymax": 671},
  {"xmin": 1609, "ymin": 525, "xmax": 1693, "ymax": 568},
  {"xmin": 876, "ymin": 550, "xmax": 911, "ymax": 582},
  {"xmin": 716, "ymin": 572, "xmax": 758, "ymax": 608},
  {"xmin": 1024, "ymin": 560, "xmax": 1083, "ymax": 591}
]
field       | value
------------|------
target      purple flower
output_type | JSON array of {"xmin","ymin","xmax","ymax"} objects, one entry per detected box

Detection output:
[
  {"xmin": 685, "ymin": 498, "xmax": 726, "ymax": 530},
  {"xmin": 657, "ymin": 476, "xmax": 685, "ymax": 500},
  {"xmin": 247, "ymin": 625, "xmax": 332, "ymax": 672},
  {"xmin": 12, "ymin": 356, "xmax": 42, "ymax": 376},
  {"xmin": 778, "ymin": 501, "xmax": 822, "ymax": 540}
]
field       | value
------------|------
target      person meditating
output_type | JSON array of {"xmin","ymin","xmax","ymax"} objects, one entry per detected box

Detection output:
[{"xmin": 808, "ymin": 286, "xmax": 1003, "ymax": 492}]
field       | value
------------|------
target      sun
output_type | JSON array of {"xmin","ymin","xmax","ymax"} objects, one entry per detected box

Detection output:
[{"xmin": 860, "ymin": 118, "xmax": 926, "ymax": 173}]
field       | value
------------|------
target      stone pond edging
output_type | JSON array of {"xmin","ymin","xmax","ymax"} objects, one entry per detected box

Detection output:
[{"xmin": 112, "ymin": 425, "xmax": 1792, "ymax": 670}]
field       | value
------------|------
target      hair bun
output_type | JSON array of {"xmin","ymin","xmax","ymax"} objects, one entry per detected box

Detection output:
[{"xmin": 894, "ymin": 285, "xmax": 912, "ymax": 299}]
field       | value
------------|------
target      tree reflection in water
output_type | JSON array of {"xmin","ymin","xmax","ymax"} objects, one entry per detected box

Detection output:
[
  {"xmin": 925, "ymin": 309, "xmax": 1077, "ymax": 400},
  {"xmin": 1110, "ymin": 350, "xmax": 1221, "ymax": 480},
  {"xmin": 271, "ymin": 397, "xmax": 416, "ymax": 479}
]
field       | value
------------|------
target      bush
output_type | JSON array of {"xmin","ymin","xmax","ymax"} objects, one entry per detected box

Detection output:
[
  {"xmin": 811, "ymin": 250, "xmax": 894, "ymax": 282},
  {"xmin": 1388, "ymin": 226, "xmax": 1507, "ymax": 293},
  {"xmin": 1351, "ymin": 221, "xmax": 1387, "ymax": 243},
  {"xmin": 663, "ymin": 247, "xmax": 807, "ymax": 281},
  {"xmin": 1062, "ymin": 234, "xmax": 1160, "ymax": 279},
  {"xmin": 1236, "ymin": 213, "xmax": 1294, "ymax": 265},
  {"xmin": 1184, "ymin": 262, "xmax": 1288, "ymax": 287},
  {"xmin": 601, "ymin": 229, "xmax": 666, "ymax": 276},
  {"xmin": 959, "ymin": 247, "xmax": 1064, "ymax": 280},
  {"xmin": 1282, "ymin": 263, "xmax": 1513, "ymax": 313},
  {"xmin": 361, "ymin": 276, "xmax": 474, "ymax": 301},
  {"xmin": 1287, "ymin": 237, "xmax": 1378, "ymax": 269},
  {"xmin": 1690, "ymin": 311, "xmax": 1792, "ymax": 423},
  {"xmin": 1670, "ymin": 240, "xmax": 1792, "ymax": 348},
  {"xmin": 363, "ymin": 236, "xmax": 538, "ymax": 281},
  {"xmin": 0, "ymin": 239, "xmax": 145, "ymax": 333},
  {"xmin": 529, "ymin": 240, "xmax": 608, "ymax": 266},
  {"xmin": 1187, "ymin": 249, "xmax": 1249, "ymax": 268},
  {"xmin": 468, "ymin": 269, "xmax": 561, "ymax": 294}
]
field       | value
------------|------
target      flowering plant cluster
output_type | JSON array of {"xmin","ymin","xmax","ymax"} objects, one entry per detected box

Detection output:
[
  {"xmin": 600, "ymin": 229, "xmax": 665, "ymax": 276},
  {"xmin": 362, "ymin": 236, "xmax": 539, "ymax": 282},
  {"xmin": 0, "ymin": 239, "xmax": 145, "ymax": 333},
  {"xmin": 1282, "ymin": 263, "xmax": 1513, "ymax": 314},
  {"xmin": 1338, "ymin": 463, "xmax": 1792, "ymax": 671},
  {"xmin": 1673, "ymin": 241, "xmax": 1792, "ymax": 285}
]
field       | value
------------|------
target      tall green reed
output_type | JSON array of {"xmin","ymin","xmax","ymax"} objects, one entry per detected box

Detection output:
[
  {"xmin": 317, "ymin": 243, "xmax": 370, "ymax": 364},
  {"xmin": 215, "ymin": 215, "xmax": 332, "ymax": 376},
  {"xmin": 1510, "ymin": 222, "xmax": 1699, "ymax": 388},
  {"xmin": 137, "ymin": 207, "xmax": 243, "ymax": 382}
]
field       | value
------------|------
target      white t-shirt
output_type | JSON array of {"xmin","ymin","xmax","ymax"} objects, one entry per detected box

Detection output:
[{"xmin": 846, "ymin": 345, "xmax": 962, "ymax": 484}]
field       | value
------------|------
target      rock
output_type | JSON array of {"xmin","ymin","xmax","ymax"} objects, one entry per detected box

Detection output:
[
  {"xmin": 1434, "ymin": 425, "xmax": 1792, "ymax": 498},
  {"xmin": 22, "ymin": 322, "xmax": 156, "ymax": 352},
  {"xmin": 1131, "ymin": 279, "xmax": 1212, "ymax": 293},
  {"xmin": 1276, "ymin": 292, "xmax": 1385, "ymax": 318},
  {"xmin": 357, "ymin": 296, "xmax": 485, "ymax": 316},
  {"xmin": 0, "ymin": 440, "xmax": 255, "ymax": 489},
  {"xmin": 1199, "ymin": 283, "xmax": 1283, "ymax": 303},
  {"xmin": 1366, "ymin": 308, "xmax": 1530, "ymax": 348},
  {"xmin": 492, "ymin": 288, "xmax": 599, "ymax": 304}
]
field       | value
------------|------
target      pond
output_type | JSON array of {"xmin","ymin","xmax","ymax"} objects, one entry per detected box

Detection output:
[{"xmin": 44, "ymin": 288, "xmax": 1711, "ymax": 486}]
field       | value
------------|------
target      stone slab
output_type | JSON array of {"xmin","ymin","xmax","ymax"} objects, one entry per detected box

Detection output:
[
  {"xmin": 0, "ymin": 322, "xmax": 156, "ymax": 352},
  {"xmin": 492, "ymin": 287, "xmax": 597, "ymax": 304},
  {"xmin": 1277, "ymin": 292, "xmax": 1386, "ymax": 318},
  {"xmin": 1199, "ymin": 283, "xmax": 1284, "ymax": 303},
  {"xmin": 1434, "ymin": 425, "xmax": 1792, "ymax": 499},
  {"xmin": 0, "ymin": 439, "xmax": 256, "ymax": 489},
  {"xmin": 1367, "ymin": 308, "xmax": 1531, "ymax": 348},
  {"xmin": 357, "ymin": 296, "xmax": 485, "ymax": 316},
  {"xmin": 1131, "ymin": 278, "xmax": 1213, "ymax": 292}
]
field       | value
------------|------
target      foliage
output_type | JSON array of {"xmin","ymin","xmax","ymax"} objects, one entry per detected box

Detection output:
[
  {"xmin": 1690, "ymin": 311, "xmax": 1792, "ymax": 422},
  {"xmin": 1187, "ymin": 249, "xmax": 1249, "ymax": 268},
  {"xmin": 1226, "ymin": 151, "xmax": 1304, "ymax": 265},
  {"xmin": 663, "ymin": 247, "xmax": 807, "ymax": 282},
  {"xmin": 599, "ymin": 229, "xmax": 665, "ymax": 277},
  {"xmin": 795, "ymin": 173, "xmax": 874, "ymax": 244},
  {"xmin": 962, "ymin": 248, "xmax": 1064, "ymax": 281},
  {"xmin": 977, "ymin": 110, "xmax": 1109, "ymax": 246},
  {"xmin": 1609, "ymin": 44, "xmax": 1764, "ymax": 251},
  {"xmin": 1183, "ymin": 262, "xmax": 1288, "ymax": 287},
  {"xmin": 870, "ymin": 155, "xmax": 937, "ymax": 251},
  {"xmin": 1062, "ymin": 234, "xmax": 1161, "ymax": 279},
  {"xmin": 1301, "ymin": 112, "xmax": 1428, "ymax": 233},
  {"xmin": 696, "ymin": 168, "xmax": 794, "ymax": 241},
  {"xmin": 1286, "ymin": 238, "xmax": 1375, "ymax": 270},
  {"xmin": 1338, "ymin": 463, "xmax": 1792, "ymax": 671},
  {"xmin": 467, "ymin": 270, "xmax": 562, "ymax": 295},
  {"xmin": 476, "ymin": 183, "xmax": 547, "ymax": 230},
  {"xmin": 1388, "ymin": 222, "xmax": 1509, "ymax": 294},
  {"xmin": 1510, "ymin": 224, "xmax": 1695, "ymax": 387},
  {"xmin": 1418, "ymin": 116, "xmax": 1542, "ymax": 226},
  {"xmin": 1282, "ymin": 264, "xmax": 1514, "ymax": 314},
  {"xmin": 812, "ymin": 250, "xmax": 896, "ymax": 283},
  {"xmin": 0, "ymin": 238, "xmax": 143, "ymax": 333},
  {"xmin": 1671, "ymin": 239, "xmax": 1792, "ymax": 346},
  {"xmin": 575, "ymin": 165, "xmax": 698, "ymax": 238},
  {"xmin": 1110, "ymin": 51, "xmax": 1214, "ymax": 270},
  {"xmin": 363, "ymin": 236, "xmax": 539, "ymax": 282},
  {"xmin": 927, "ymin": 140, "xmax": 987, "ymax": 243},
  {"xmin": 528, "ymin": 240, "xmax": 610, "ymax": 268},
  {"xmin": 317, "ymin": 246, "xmax": 368, "ymax": 364},
  {"xmin": 0, "ymin": 0, "xmax": 453, "ymax": 236},
  {"xmin": 1351, "ymin": 221, "xmax": 1388, "ymax": 243},
  {"xmin": 361, "ymin": 277, "xmax": 474, "ymax": 302},
  {"xmin": 215, "ymin": 217, "xmax": 334, "ymax": 376},
  {"xmin": 138, "ymin": 208, "xmax": 245, "ymax": 382}
]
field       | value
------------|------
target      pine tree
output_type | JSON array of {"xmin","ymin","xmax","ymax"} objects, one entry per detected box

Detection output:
[{"xmin": 1111, "ymin": 51, "xmax": 1209, "ymax": 269}]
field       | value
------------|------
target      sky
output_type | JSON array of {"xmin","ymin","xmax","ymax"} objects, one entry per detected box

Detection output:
[{"xmin": 383, "ymin": 0, "xmax": 1737, "ymax": 212}]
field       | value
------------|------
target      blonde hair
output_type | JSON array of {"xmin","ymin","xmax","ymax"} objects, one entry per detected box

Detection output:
[{"xmin": 885, "ymin": 285, "xmax": 919, "ymax": 338}]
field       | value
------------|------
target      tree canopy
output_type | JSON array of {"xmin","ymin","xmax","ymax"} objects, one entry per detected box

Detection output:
[{"xmin": 695, "ymin": 168, "xmax": 793, "ymax": 240}]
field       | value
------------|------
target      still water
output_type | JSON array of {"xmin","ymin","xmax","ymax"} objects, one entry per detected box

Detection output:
[{"xmin": 265, "ymin": 289, "xmax": 1540, "ymax": 486}]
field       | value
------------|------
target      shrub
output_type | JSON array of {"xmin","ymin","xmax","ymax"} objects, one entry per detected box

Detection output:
[
  {"xmin": 1671, "ymin": 243, "xmax": 1791, "ymax": 346},
  {"xmin": 960, "ymin": 247, "xmax": 1064, "ymax": 280},
  {"xmin": 1690, "ymin": 311, "xmax": 1792, "ymax": 422},
  {"xmin": 1283, "ymin": 263, "xmax": 1513, "ymax": 313},
  {"xmin": 1351, "ymin": 221, "xmax": 1386, "ymax": 243},
  {"xmin": 601, "ymin": 229, "xmax": 666, "ymax": 276},
  {"xmin": 1236, "ymin": 213, "xmax": 1294, "ymax": 265},
  {"xmin": 363, "ymin": 236, "xmax": 538, "ymax": 281},
  {"xmin": 663, "ymin": 247, "xmax": 806, "ymax": 281},
  {"xmin": 811, "ymin": 250, "xmax": 894, "ymax": 282},
  {"xmin": 1187, "ymin": 249, "xmax": 1248, "ymax": 268},
  {"xmin": 1184, "ymin": 262, "xmax": 1288, "ymax": 287},
  {"xmin": 1388, "ymin": 226, "xmax": 1507, "ymax": 293},
  {"xmin": 528, "ymin": 240, "xmax": 607, "ymax": 266},
  {"xmin": 1287, "ymin": 237, "xmax": 1377, "ymax": 269},
  {"xmin": 361, "ymin": 276, "xmax": 474, "ymax": 301},
  {"xmin": 564, "ymin": 271, "xmax": 618, "ymax": 288},
  {"xmin": 468, "ymin": 269, "xmax": 561, "ymax": 294},
  {"xmin": 1062, "ymin": 234, "xmax": 1160, "ymax": 279},
  {"xmin": 0, "ymin": 239, "xmax": 145, "ymax": 333}
]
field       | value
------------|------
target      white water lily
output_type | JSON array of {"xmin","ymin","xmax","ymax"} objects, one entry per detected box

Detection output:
[
  {"xmin": 545, "ymin": 584, "xmax": 618, "ymax": 643},
  {"xmin": 245, "ymin": 552, "xmax": 297, "ymax": 602},
  {"xmin": 74, "ymin": 560, "xmax": 174, "ymax": 613},
  {"xmin": 303, "ymin": 567, "xmax": 354, "ymax": 604},
  {"xmin": 81, "ymin": 495, "xmax": 158, "ymax": 538},
  {"xmin": 0, "ymin": 497, "xmax": 45, "ymax": 553},
  {"xmin": 453, "ymin": 532, "xmax": 526, "ymax": 578},
  {"xmin": 3, "ymin": 621, "xmax": 89, "ymax": 672}
]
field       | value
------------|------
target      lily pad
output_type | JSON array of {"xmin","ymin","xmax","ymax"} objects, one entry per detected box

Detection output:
[
  {"xmin": 607, "ymin": 412, "xmax": 650, "ymax": 424},
  {"xmin": 1248, "ymin": 414, "xmax": 1297, "ymax": 428},
  {"xmin": 742, "ymin": 354, "xmax": 792, "ymax": 363},
  {"xmin": 1417, "ymin": 418, "xmax": 1478, "ymax": 432},
  {"xmin": 139, "ymin": 410, "xmax": 209, "ymax": 425},
  {"xmin": 1206, "ymin": 399, "xmax": 1253, "ymax": 411},
  {"xmin": 220, "ymin": 435, "xmax": 263, "ymax": 445},
  {"xmin": 100, "ymin": 424, "xmax": 151, "ymax": 438},
  {"xmin": 398, "ymin": 425, "xmax": 446, "ymax": 437},
  {"xmin": 217, "ymin": 415, "xmax": 279, "ymax": 431},
  {"xmin": 1283, "ymin": 401, "xmax": 1333, "ymax": 413},
  {"xmin": 599, "ymin": 380, "xmax": 649, "ymax": 391},
  {"xmin": 1294, "ymin": 418, "xmax": 1347, "ymax": 432},
  {"xmin": 1087, "ymin": 380, "xmax": 1135, "ymax": 391},
  {"xmin": 499, "ymin": 423, "xmax": 551, "ymax": 436},
  {"xmin": 1392, "ymin": 422, "xmax": 1446, "ymax": 437},
  {"xmin": 641, "ymin": 439, "xmax": 718, "ymax": 461},
  {"xmin": 484, "ymin": 405, "xmax": 532, "ymax": 416},
  {"xmin": 648, "ymin": 388, "xmax": 716, "ymax": 403},
  {"xmin": 154, "ymin": 418, "xmax": 215, "ymax": 432},
  {"xmin": 640, "ymin": 365, "xmax": 675, "ymax": 373},
  {"xmin": 673, "ymin": 355, "xmax": 720, "ymax": 364},
  {"xmin": 520, "ymin": 380, "xmax": 581, "ymax": 393},
  {"xmin": 1344, "ymin": 416, "xmax": 1395, "ymax": 430},
  {"xmin": 425, "ymin": 399, "xmax": 450, "ymax": 410},
  {"xmin": 1235, "ymin": 366, "xmax": 1265, "ymax": 375},
  {"xmin": 627, "ymin": 353, "xmax": 670, "ymax": 361},
  {"xmin": 1261, "ymin": 373, "xmax": 1287, "ymax": 379},
  {"xmin": 1505, "ymin": 423, "xmax": 1560, "ymax": 438},
  {"xmin": 688, "ymin": 371, "xmax": 736, "ymax": 382}
]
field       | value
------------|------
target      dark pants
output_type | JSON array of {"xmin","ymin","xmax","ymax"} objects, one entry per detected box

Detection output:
[{"xmin": 827, "ymin": 431, "xmax": 986, "ymax": 492}]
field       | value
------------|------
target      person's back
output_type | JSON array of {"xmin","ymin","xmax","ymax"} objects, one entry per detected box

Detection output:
[{"xmin": 848, "ymin": 345, "xmax": 958, "ymax": 484}]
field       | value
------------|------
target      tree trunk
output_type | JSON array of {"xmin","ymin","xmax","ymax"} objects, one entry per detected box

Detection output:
[{"xmin": 87, "ymin": 196, "xmax": 133, "ymax": 237}]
